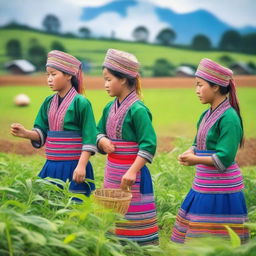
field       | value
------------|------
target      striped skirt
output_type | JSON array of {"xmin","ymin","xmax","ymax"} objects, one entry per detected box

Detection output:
[
  {"xmin": 104, "ymin": 140, "xmax": 159, "ymax": 245},
  {"xmin": 38, "ymin": 131, "xmax": 95, "ymax": 196},
  {"xmin": 171, "ymin": 150, "xmax": 249, "ymax": 243},
  {"xmin": 171, "ymin": 189, "xmax": 249, "ymax": 243}
]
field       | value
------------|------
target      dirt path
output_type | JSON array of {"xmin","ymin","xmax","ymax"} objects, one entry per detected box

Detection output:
[
  {"xmin": 1, "ymin": 138, "xmax": 255, "ymax": 167},
  {"xmin": 0, "ymin": 75, "xmax": 256, "ymax": 89}
]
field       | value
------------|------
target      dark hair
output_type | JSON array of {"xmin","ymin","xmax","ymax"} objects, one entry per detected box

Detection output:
[
  {"xmin": 62, "ymin": 71, "xmax": 79, "ymax": 92},
  {"xmin": 71, "ymin": 76, "xmax": 79, "ymax": 92},
  {"xmin": 103, "ymin": 67, "xmax": 136, "ymax": 89},
  {"xmin": 208, "ymin": 81, "xmax": 244, "ymax": 147}
]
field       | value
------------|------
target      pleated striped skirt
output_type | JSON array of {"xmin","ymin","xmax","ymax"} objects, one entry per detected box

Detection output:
[{"xmin": 104, "ymin": 140, "xmax": 159, "ymax": 245}]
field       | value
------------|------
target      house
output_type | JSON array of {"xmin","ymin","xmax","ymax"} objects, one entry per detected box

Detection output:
[
  {"xmin": 230, "ymin": 62, "xmax": 253, "ymax": 75},
  {"xmin": 5, "ymin": 59, "xmax": 36, "ymax": 74},
  {"xmin": 175, "ymin": 66, "xmax": 195, "ymax": 77}
]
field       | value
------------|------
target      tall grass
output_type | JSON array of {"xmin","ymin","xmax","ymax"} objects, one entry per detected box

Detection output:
[{"xmin": 1, "ymin": 137, "xmax": 256, "ymax": 255}]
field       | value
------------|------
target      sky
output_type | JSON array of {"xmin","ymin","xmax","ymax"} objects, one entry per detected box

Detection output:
[
  {"xmin": 73, "ymin": 0, "xmax": 256, "ymax": 28},
  {"xmin": 0, "ymin": 0, "xmax": 255, "ymax": 39}
]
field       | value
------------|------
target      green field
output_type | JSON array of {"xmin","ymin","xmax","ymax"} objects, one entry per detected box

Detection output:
[
  {"xmin": 1, "ymin": 29, "xmax": 256, "ymax": 76},
  {"xmin": 1, "ymin": 86, "xmax": 256, "ymax": 141}
]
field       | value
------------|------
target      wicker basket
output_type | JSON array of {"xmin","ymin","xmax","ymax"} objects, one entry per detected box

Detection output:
[{"xmin": 94, "ymin": 188, "xmax": 132, "ymax": 215}]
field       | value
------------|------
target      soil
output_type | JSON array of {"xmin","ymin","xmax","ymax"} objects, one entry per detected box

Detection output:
[{"xmin": 0, "ymin": 75, "xmax": 256, "ymax": 89}]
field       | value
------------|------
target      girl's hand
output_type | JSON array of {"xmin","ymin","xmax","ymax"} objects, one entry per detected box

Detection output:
[
  {"xmin": 181, "ymin": 147, "xmax": 195, "ymax": 156},
  {"xmin": 178, "ymin": 152, "xmax": 198, "ymax": 166},
  {"xmin": 10, "ymin": 123, "xmax": 28, "ymax": 138},
  {"xmin": 121, "ymin": 169, "xmax": 136, "ymax": 191},
  {"xmin": 73, "ymin": 165, "xmax": 86, "ymax": 184},
  {"xmin": 98, "ymin": 137, "xmax": 115, "ymax": 154}
]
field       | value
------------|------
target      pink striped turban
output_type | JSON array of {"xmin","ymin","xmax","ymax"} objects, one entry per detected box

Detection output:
[
  {"xmin": 103, "ymin": 49, "xmax": 140, "ymax": 78},
  {"xmin": 46, "ymin": 50, "xmax": 84, "ymax": 93},
  {"xmin": 195, "ymin": 58, "xmax": 233, "ymax": 87}
]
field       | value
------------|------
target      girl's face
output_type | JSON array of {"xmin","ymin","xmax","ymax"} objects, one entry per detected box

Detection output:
[
  {"xmin": 103, "ymin": 68, "xmax": 125, "ymax": 97},
  {"xmin": 46, "ymin": 67, "xmax": 71, "ymax": 92},
  {"xmin": 195, "ymin": 77, "xmax": 218, "ymax": 104}
]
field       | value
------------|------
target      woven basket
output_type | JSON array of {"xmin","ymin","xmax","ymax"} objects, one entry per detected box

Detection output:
[{"xmin": 94, "ymin": 188, "xmax": 132, "ymax": 215}]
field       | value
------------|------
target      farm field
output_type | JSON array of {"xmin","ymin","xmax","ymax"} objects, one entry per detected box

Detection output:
[{"xmin": 1, "ymin": 85, "xmax": 256, "ymax": 139}]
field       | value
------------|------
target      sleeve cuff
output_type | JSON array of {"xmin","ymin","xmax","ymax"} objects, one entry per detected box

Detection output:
[
  {"xmin": 190, "ymin": 146, "xmax": 196, "ymax": 153},
  {"xmin": 212, "ymin": 154, "xmax": 226, "ymax": 172},
  {"xmin": 82, "ymin": 144, "xmax": 97, "ymax": 155},
  {"xmin": 96, "ymin": 134, "xmax": 107, "ymax": 155},
  {"xmin": 31, "ymin": 128, "xmax": 46, "ymax": 148},
  {"xmin": 138, "ymin": 150, "xmax": 154, "ymax": 164}
]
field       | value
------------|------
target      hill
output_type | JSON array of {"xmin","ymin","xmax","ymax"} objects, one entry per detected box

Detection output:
[{"xmin": 0, "ymin": 29, "xmax": 255, "ymax": 76}]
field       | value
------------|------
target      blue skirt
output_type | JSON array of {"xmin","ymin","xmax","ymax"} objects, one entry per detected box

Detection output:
[
  {"xmin": 182, "ymin": 189, "xmax": 248, "ymax": 215},
  {"xmin": 38, "ymin": 160, "xmax": 95, "ymax": 196},
  {"xmin": 171, "ymin": 189, "xmax": 249, "ymax": 243}
]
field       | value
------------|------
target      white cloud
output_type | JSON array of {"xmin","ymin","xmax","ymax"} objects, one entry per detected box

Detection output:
[
  {"xmin": 0, "ymin": 0, "xmax": 83, "ymax": 33},
  {"xmin": 71, "ymin": 0, "xmax": 111, "ymax": 7},
  {"xmin": 85, "ymin": 1, "xmax": 170, "ymax": 41}
]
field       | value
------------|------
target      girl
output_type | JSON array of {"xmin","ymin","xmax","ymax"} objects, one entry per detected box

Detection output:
[
  {"xmin": 171, "ymin": 58, "xmax": 249, "ymax": 243},
  {"xmin": 11, "ymin": 50, "xmax": 97, "ymax": 197},
  {"xmin": 97, "ymin": 49, "xmax": 159, "ymax": 245}
]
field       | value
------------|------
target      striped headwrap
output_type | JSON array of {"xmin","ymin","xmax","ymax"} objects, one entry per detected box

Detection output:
[
  {"xmin": 103, "ymin": 49, "xmax": 140, "ymax": 78},
  {"xmin": 46, "ymin": 50, "xmax": 84, "ymax": 94},
  {"xmin": 195, "ymin": 58, "xmax": 232, "ymax": 87},
  {"xmin": 195, "ymin": 58, "xmax": 240, "ymax": 119},
  {"xmin": 103, "ymin": 48, "xmax": 142, "ymax": 97}
]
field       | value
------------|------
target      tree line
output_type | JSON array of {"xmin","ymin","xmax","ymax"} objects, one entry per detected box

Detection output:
[{"xmin": 2, "ymin": 14, "xmax": 256, "ymax": 54}]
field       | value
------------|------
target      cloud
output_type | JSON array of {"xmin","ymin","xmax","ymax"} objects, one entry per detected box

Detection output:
[
  {"xmin": 84, "ymin": 1, "xmax": 170, "ymax": 41},
  {"xmin": 0, "ymin": 0, "xmax": 83, "ymax": 32}
]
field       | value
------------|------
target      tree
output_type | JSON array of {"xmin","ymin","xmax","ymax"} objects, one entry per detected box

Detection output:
[
  {"xmin": 219, "ymin": 30, "xmax": 242, "ymax": 51},
  {"xmin": 79, "ymin": 27, "xmax": 91, "ymax": 38},
  {"xmin": 51, "ymin": 41, "xmax": 66, "ymax": 52},
  {"xmin": 191, "ymin": 34, "xmax": 212, "ymax": 50},
  {"xmin": 241, "ymin": 33, "xmax": 256, "ymax": 54},
  {"xmin": 132, "ymin": 26, "xmax": 149, "ymax": 43},
  {"xmin": 218, "ymin": 55, "xmax": 234, "ymax": 66},
  {"xmin": 42, "ymin": 14, "xmax": 61, "ymax": 33},
  {"xmin": 156, "ymin": 28, "xmax": 176, "ymax": 45},
  {"xmin": 27, "ymin": 43, "xmax": 47, "ymax": 71},
  {"xmin": 6, "ymin": 39, "xmax": 22, "ymax": 58},
  {"xmin": 152, "ymin": 58, "xmax": 174, "ymax": 77}
]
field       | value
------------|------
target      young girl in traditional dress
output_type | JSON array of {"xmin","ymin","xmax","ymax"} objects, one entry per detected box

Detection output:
[
  {"xmin": 97, "ymin": 49, "xmax": 159, "ymax": 245},
  {"xmin": 11, "ymin": 50, "xmax": 97, "ymax": 196},
  {"xmin": 171, "ymin": 58, "xmax": 249, "ymax": 243}
]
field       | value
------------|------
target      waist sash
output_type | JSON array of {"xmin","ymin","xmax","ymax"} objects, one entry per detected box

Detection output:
[
  {"xmin": 45, "ymin": 131, "xmax": 82, "ymax": 161},
  {"xmin": 192, "ymin": 150, "xmax": 244, "ymax": 193}
]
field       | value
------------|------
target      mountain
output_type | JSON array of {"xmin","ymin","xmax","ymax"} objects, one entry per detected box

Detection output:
[
  {"xmin": 154, "ymin": 8, "xmax": 231, "ymax": 45},
  {"xmin": 80, "ymin": 0, "xmax": 256, "ymax": 45},
  {"xmin": 80, "ymin": 0, "xmax": 137, "ymax": 21}
]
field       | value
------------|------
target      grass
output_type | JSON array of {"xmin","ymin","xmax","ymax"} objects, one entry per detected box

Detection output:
[
  {"xmin": 0, "ymin": 86, "xmax": 256, "ymax": 141},
  {"xmin": 1, "ymin": 29, "xmax": 256, "ymax": 76}
]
